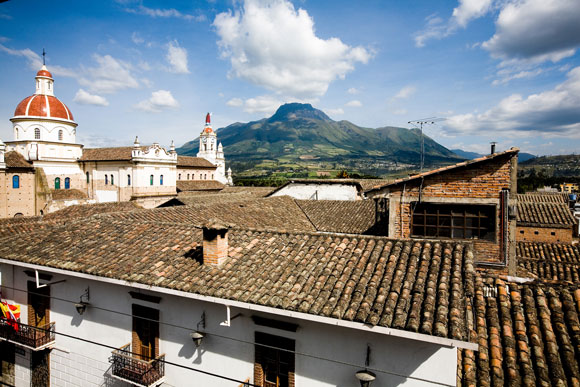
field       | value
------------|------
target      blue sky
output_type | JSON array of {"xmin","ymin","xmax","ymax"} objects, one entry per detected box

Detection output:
[{"xmin": 1, "ymin": 0, "xmax": 579, "ymax": 156}]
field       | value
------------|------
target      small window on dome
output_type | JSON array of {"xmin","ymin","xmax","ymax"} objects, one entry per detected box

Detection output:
[
  {"xmin": 15, "ymin": 128, "xmax": 19, "ymax": 140},
  {"xmin": 35, "ymin": 128, "xmax": 40, "ymax": 140},
  {"xmin": 58, "ymin": 130, "xmax": 63, "ymax": 141}
]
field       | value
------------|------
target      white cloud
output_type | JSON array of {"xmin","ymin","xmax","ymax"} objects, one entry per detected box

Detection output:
[
  {"xmin": 347, "ymin": 87, "xmax": 360, "ymax": 95},
  {"xmin": 491, "ymin": 68, "xmax": 545, "ymax": 86},
  {"xmin": 325, "ymin": 108, "xmax": 344, "ymax": 116},
  {"xmin": 124, "ymin": 5, "xmax": 206, "ymax": 21},
  {"xmin": 415, "ymin": 0, "xmax": 493, "ymax": 47},
  {"xmin": 213, "ymin": 0, "xmax": 372, "ymax": 98},
  {"xmin": 392, "ymin": 109, "xmax": 408, "ymax": 115},
  {"xmin": 482, "ymin": 0, "xmax": 580, "ymax": 63},
  {"xmin": 345, "ymin": 100, "xmax": 362, "ymax": 107},
  {"xmin": 73, "ymin": 89, "xmax": 109, "ymax": 106},
  {"xmin": 0, "ymin": 44, "xmax": 77, "ymax": 77},
  {"xmin": 166, "ymin": 41, "xmax": 189, "ymax": 74},
  {"xmin": 443, "ymin": 66, "xmax": 580, "ymax": 137},
  {"xmin": 79, "ymin": 54, "xmax": 139, "ymax": 94},
  {"xmin": 131, "ymin": 32, "xmax": 145, "ymax": 45},
  {"xmin": 226, "ymin": 98, "xmax": 243, "ymax": 107},
  {"xmin": 134, "ymin": 90, "xmax": 180, "ymax": 112},
  {"xmin": 243, "ymin": 95, "xmax": 283, "ymax": 114},
  {"xmin": 392, "ymin": 85, "xmax": 416, "ymax": 100}
]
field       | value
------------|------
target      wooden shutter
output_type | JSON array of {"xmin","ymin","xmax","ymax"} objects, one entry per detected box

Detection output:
[
  {"xmin": 27, "ymin": 281, "xmax": 50, "ymax": 328},
  {"xmin": 132, "ymin": 305, "xmax": 159, "ymax": 360}
]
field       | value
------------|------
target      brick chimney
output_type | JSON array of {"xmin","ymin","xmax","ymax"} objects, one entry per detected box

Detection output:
[{"xmin": 202, "ymin": 219, "xmax": 230, "ymax": 266}]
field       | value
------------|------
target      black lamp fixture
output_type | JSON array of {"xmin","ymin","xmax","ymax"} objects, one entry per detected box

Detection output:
[
  {"xmin": 191, "ymin": 312, "xmax": 206, "ymax": 347},
  {"xmin": 74, "ymin": 287, "xmax": 90, "ymax": 315},
  {"xmin": 355, "ymin": 345, "xmax": 376, "ymax": 387}
]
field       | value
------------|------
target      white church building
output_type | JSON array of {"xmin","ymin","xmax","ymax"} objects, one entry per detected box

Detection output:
[{"xmin": 0, "ymin": 65, "xmax": 232, "ymax": 216}]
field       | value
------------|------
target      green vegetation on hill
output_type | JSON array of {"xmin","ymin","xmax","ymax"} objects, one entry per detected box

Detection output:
[{"xmin": 517, "ymin": 154, "xmax": 580, "ymax": 192}]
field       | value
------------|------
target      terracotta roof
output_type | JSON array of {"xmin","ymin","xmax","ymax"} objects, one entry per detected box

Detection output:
[
  {"xmin": 176, "ymin": 180, "xmax": 225, "ymax": 192},
  {"xmin": 176, "ymin": 156, "xmax": 215, "ymax": 168},
  {"xmin": 516, "ymin": 192, "xmax": 569, "ymax": 203},
  {"xmin": 296, "ymin": 200, "xmax": 380, "ymax": 234},
  {"xmin": 267, "ymin": 179, "xmax": 364, "ymax": 197},
  {"xmin": 13, "ymin": 94, "xmax": 74, "ymax": 122},
  {"xmin": 356, "ymin": 179, "xmax": 393, "ymax": 191},
  {"xmin": 4, "ymin": 151, "xmax": 33, "ymax": 169},
  {"xmin": 80, "ymin": 147, "xmax": 134, "ymax": 161},
  {"xmin": 517, "ymin": 242, "xmax": 580, "ymax": 283},
  {"xmin": 220, "ymin": 186, "xmax": 275, "ymax": 196},
  {"xmin": 366, "ymin": 148, "xmax": 519, "ymax": 193},
  {"xmin": 51, "ymin": 189, "xmax": 88, "ymax": 201},
  {"xmin": 177, "ymin": 192, "xmax": 262, "ymax": 206},
  {"xmin": 43, "ymin": 202, "xmax": 142, "ymax": 221},
  {"xmin": 459, "ymin": 276, "xmax": 580, "ymax": 386},
  {"xmin": 516, "ymin": 202, "xmax": 576, "ymax": 228},
  {"xmin": 0, "ymin": 216, "xmax": 45, "ymax": 236},
  {"xmin": 0, "ymin": 218, "xmax": 475, "ymax": 342}
]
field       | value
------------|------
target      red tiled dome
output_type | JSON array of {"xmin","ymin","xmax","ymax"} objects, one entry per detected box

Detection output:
[
  {"xmin": 203, "ymin": 126, "xmax": 214, "ymax": 133},
  {"xmin": 13, "ymin": 94, "xmax": 74, "ymax": 121},
  {"xmin": 36, "ymin": 69, "xmax": 53, "ymax": 78}
]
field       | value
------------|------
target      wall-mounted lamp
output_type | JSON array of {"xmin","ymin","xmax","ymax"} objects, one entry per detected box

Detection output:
[
  {"xmin": 191, "ymin": 312, "xmax": 206, "ymax": 347},
  {"xmin": 355, "ymin": 345, "xmax": 376, "ymax": 387},
  {"xmin": 190, "ymin": 331, "xmax": 205, "ymax": 347},
  {"xmin": 74, "ymin": 287, "xmax": 90, "ymax": 315}
]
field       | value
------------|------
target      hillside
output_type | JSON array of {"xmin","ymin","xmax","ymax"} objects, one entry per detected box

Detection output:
[
  {"xmin": 452, "ymin": 148, "xmax": 536, "ymax": 162},
  {"xmin": 178, "ymin": 103, "xmax": 462, "ymax": 177}
]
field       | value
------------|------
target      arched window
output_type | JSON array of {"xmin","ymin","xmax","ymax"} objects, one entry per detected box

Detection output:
[
  {"xmin": 187, "ymin": 174, "xmax": 190, "ymax": 180},
  {"xmin": 64, "ymin": 177, "xmax": 70, "ymax": 189},
  {"xmin": 150, "ymin": 175, "xmax": 154, "ymax": 186},
  {"xmin": 12, "ymin": 175, "xmax": 19, "ymax": 189},
  {"xmin": 160, "ymin": 175, "xmax": 164, "ymax": 185},
  {"xmin": 58, "ymin": 130, "xmax": 63, "ymax": 141},
  {"xmin": 86, "ymin": 172, "xmax": 90, "ymax": 183},
  {"xmin": 178, "ymin": 173, "xmax": 181, "ymax": 180},
  {"xmin": 55, "ymin": 177, "xmax": 60, "ymax": 189},
  {"xmin": 211, "ymin": 174, "xmax": 214, "ymax": 179},
  {"xmin": 111, "ymin": 174, "xmax": 114, "ymax": 185},
  {"xmin": 105, "ymin": 175, "xmax": 108, "ymax": 185},
  {"xmin": 34, "ymin": 128, "xmax": 40, "ymax": 140},
  {"xmin": 204, "ymin": 174, "xmax": 207, "ymax": 180},
  {"xmin": 15, "ymin": 128, "xmax": 18, "ymax": 140},
  {"xmin": 127, "ymin": 175, "xmax": 131, "ymax": 186}
]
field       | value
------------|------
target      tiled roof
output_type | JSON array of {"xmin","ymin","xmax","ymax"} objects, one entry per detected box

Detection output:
[
  {"xmin": 176, "ymin": 156, "xmax": 215, "ymax": 168},
  {"xmin": 80, "ymin": 147, "xmax": 134, "ymax": 161},
  {"xmin": 0, "ymin": 218, "xmax": 475, "ymax": 342},
  {"xmin": 220, "ymin": 186, "xmax": 275, "ymax": 196},
  {"xmin": 515, "ymin": 192, "xmax": 569, "ymax": 203},
  {"xmin": 4, "ymin": 151, "xmax": 33, "ymax": 169},
  {"xmin": 357, "ymin": 179, "xmax": 393, "ymax": 191},
  {"xmin": 51, "ymin": 189, "xmax": 88, "ymax": 200},
  {"xmin": 516, "ymin": 202, "xmax": 576, "ymax": 227},
  {"xmin": 177, "ymin": 192, "xmax": 262, "ymax": 206},
  {"xmin": 43, "ymin": 202, "xmax": 142, "ymax": 221},
  {"xmin": 176, "ymin": 180, "xmax": 225, "ymax": 192},
  {"xmin": 296, "ymin": 200, "xmax": 380, "ymax": 234},
  {"xmin": 459, "ymin": 276, "xmax": 580, "ymax": 386},
  {"xmin": 517, "ymin": 242, "xmax": 580, "ymax": 283},
  {"xmin": 366, "ymin": 148, "xmax": 519, "ymax": 193},
  {"xmin": 267, "ymin": 179, "xmax": 364, "ymax": 197}
]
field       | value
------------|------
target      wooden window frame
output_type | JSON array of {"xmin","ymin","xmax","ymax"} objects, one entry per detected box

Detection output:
[
  {"xmin": 132, "ymin": 305, "xmax": 159, "ymax": 361},
  {"xmin": 411, "ymin": 202, "xmax": 496, "ymax": 241},
  {"xmin": 254, "ymin": 332, "xmax": 295, "ymax": 387}
]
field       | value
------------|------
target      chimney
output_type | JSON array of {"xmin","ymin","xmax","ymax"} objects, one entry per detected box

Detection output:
[
  {"xmin": 202, "ymin": 219, "xmax": 230, "ymax": 266},
  {"xmin": 490, "ymin": 142, "xmax": 497, "ymax": 154}
]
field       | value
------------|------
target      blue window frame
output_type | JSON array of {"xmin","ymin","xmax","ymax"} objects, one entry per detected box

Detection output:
[
  {"xmin": 160, "ymin": 175, "xmax": 164, "ymax": 185},
  {"xmin": 64, "ymin": 177, "xmax": 70, "ymax": 189},
  {"xmin": 12, "ymin": 175, "xmax": 19, "ymax": 189}
]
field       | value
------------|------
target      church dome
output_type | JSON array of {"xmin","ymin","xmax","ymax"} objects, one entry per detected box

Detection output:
[
  {"xmin": 14, "ymin": 94, "xmax": 74, "ymax": 122},
  {"xmin": 36, "ymin": 68, "xmax": 53, "ymax": 78}
]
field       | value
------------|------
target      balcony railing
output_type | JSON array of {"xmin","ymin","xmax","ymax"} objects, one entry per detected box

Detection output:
[
  {"xmin": 0, "ymin": 318, "xmax": 55, "ymax": 350},
  {"xmin": 109, "ymin": 343, "xmax": 165, "ymax": 387}
]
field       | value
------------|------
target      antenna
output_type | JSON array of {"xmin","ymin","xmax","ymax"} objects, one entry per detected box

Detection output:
[{"xmin": 408, "ymin": 117, "xmax": 444, "ymax": 172}]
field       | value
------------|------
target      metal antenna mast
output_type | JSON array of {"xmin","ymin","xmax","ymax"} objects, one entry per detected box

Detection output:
[{"xmin": 408, "ymin": 117, "xmax": 444, "ymax": 172}]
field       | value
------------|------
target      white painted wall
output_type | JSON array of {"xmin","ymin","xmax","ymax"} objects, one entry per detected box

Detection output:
[
  {"xmin": 271, "ymin": 184, "xmax": 360, "ymax": 200},
  {"xmin": 1, "ymin": 263, "xmax": 458, "ymax": 387}
]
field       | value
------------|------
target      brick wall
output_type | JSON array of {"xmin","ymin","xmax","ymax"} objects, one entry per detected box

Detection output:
[
  {"xmin": 202, "ymin": 229, "xmax": 229, "ymax": 266},
  {"xmin": 376, "ymin": 153, "xmax": 517, "ymax": 268},
  {"xmin": 516, "ymin": 226, "xmax": 573, "ymax": 243}
]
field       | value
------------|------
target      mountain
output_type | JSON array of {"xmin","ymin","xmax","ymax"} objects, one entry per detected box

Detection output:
[
  {"xmin": 452, "ymin": 149, "xmax": 536, "ymax": 162},
  {"xmin": 177, "ymin": 103, "xmax": 462, "ymax": 173}
]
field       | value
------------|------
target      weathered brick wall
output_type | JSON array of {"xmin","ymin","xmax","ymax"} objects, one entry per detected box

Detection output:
[
  {"xmin": 383, "ymin": 154, "xmax": 515, "ymax": 266},
  {"xmin": 516, "ymin": 226, "xmax": 573, "ymax": 243}
]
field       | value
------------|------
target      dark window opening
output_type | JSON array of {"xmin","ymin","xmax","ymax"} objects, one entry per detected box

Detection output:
[
  {"xmin": 534, "ymin": 231, "xmax": 539, "ymax": 235},
  {"xmin": 255, "ymin": 332, "xmax": 295, "ymax": 387},
  {"xmin": 550, "ymin": 232, "xmax": 556, "ymax": 236},
  {"xmin": 411, "ymin": 203, "xmax": 496, "ymax": 241},
  {"xmin": 150, "ymin": 175, "xmax": 154, "ymax": 186},
  {"xmin": 127, "ymin": 175, "xmax": 131, "ymax": 186},
  {"xmin": 132, "ymin": 305, "xmax": 159, "ymax": 360},
  {"xmin": 520, "ymin": 230, "xmax": 524, "ymax": 234},
  {"xmin": 86, "ymin": 172, "xmax": 90, "ymax": 183}
]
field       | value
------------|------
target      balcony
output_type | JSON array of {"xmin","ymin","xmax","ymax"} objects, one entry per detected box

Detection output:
[
  {"xmin": 0, "ymin": 318, "xmax": 55, "ymax": 351},
  {"xmin": 109, "ymin": 343, "xmax": 165, "ymax": 387}
]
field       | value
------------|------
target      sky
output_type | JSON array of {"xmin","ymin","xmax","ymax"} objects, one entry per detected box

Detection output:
[{"xmin": 0, "ymin": 0, "xmax": 579, "ymax": 156}]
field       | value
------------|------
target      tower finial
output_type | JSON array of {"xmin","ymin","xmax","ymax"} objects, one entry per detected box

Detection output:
[
  {"xmin": 42, "ymin": 48, "xmax": 46, "ymax": 66},
  {"xmin": 206, "ymin": 112, "xmax": 211, "ymax": 125}
]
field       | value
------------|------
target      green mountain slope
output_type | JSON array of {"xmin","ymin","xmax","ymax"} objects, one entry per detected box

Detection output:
[{"xmin": 177, "ymin": 103, "xmax": 462, "ymax": 173}]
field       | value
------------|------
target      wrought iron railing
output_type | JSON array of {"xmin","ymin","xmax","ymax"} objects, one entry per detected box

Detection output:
[
  {"xmin": 109, "ymin": 343, "xmax": 165, "ymax": 387},
  {"xmin": 0, "ymin": 318, "xmax": 55, "ymax": 350}
]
